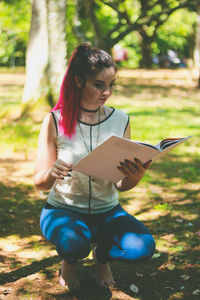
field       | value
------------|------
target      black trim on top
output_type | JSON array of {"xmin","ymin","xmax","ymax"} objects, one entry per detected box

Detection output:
[
  {"xmin": 51, "ymin": 111, "xmax": 58, "ymax": 136},
  {"xmin": 88, "ymin": 125, "xmax": 93, "ymax": 214},
  {"xmin": 123, "ymin": 115, "xmax": 130, "ymax": 136},
  {"xmin": 88, "ymin": 176, "xmax": 92, "ymax": 214},
  {"xmin": 90, "ymin": 126, "xmax": 93, "ymax": 151},
  {"xmin": 78, "ymin": 107, "xmax": 115, "ymax": 126}
]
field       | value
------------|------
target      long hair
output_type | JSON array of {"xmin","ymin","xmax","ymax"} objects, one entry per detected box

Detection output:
[{"xmin": 52, "ymin": 44, "xmax": 116, "ymax": 138}]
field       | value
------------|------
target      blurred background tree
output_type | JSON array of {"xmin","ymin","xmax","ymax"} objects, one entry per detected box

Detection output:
[
  {"xmin": 21, "ymin": 0, "xmax": 67, "ymax": 115},
  {"xmin": 0, "ymin": 0, "xmax": 30, "ymax": 67},
  {"xmin": 0, "ymin": 0, "xmax": 200, "ymax": 110},
  {"xmin": 1, "ymin": 0, "xmax": 198, "ymax": 68}
]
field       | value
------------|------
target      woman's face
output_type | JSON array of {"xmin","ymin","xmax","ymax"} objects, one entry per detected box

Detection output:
[{"xmin": 80, "ymin": 67, "xmax": 116, "ymax": 109}]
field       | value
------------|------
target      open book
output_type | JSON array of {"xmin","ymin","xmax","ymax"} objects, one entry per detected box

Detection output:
[{"xmin": 73, "ymin": 135, "xmax": 192, "ymax": 183}]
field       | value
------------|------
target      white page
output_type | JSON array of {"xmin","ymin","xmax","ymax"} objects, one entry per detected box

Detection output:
[
  {"xmin": 73, "ymin": 135, "xmax": 192, "ymax": 183},
  {"xmin": 73, "ymin": 136, "xmax": 159, "ymax": 183},
  {"xmin": 153, "ymin": 136, "xmax": 192, "ymax": 161}
]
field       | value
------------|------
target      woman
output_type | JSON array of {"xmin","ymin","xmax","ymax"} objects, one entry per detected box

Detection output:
[{"xmin": 34, "ymin": 44, "xmax": 155, "ymax": 290}]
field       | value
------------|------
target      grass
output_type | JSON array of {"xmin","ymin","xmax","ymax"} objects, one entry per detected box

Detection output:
[{"xmin": 0, "ymin": 68, "xmax": 200, "ymax": 299}]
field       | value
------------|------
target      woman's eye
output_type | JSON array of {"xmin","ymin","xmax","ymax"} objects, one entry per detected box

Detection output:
[
  {"xmin": 94, "ymin": 83, "xmax": 103, "ymax": 89},
  {"xmin": 110, "ymin": 82, "xmax": 115, "ymax": 88}
]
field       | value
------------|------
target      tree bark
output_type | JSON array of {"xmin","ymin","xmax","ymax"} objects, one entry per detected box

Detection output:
[
  {"xmin": 140, "ymin": 34, "xmax": 153, "ymax": 68},
  {"xmin": 73, "ymin": 0, "xmax": 88, "ymax": 44},
  {"xmin": 193, "ymin": 6, "xmax": 200, "ymax": 87},
  {"xmin": 47, "ymin": 0, "xmax": 67, "ymax": 105},
  {"xmin": 21, "ymin": 0, "xmax": 67, "ymax": 115}
]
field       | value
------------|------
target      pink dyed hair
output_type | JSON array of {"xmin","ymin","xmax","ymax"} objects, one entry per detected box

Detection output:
[{"xmin": 52, "ymin": 43, "xmax": 116, "ymax": 138}]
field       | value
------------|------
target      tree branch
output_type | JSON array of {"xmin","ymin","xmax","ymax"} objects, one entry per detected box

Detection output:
[
  {"xmin": 110, "ymin": 23, "xmax": 141, "ymax": 47},
  {"xmin": 100, "ymin": 0, "xmax": 131, "ymax": 24}
]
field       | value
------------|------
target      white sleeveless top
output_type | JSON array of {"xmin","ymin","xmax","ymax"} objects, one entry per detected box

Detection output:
[{"xmin": 47, "ymin": 107, "xmax": 129, "ymax": 214}]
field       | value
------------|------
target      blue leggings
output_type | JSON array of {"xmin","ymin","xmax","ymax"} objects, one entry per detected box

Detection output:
[{"xmin": 40, "ymin": 203, "xmax": 155, "ymax": 264}]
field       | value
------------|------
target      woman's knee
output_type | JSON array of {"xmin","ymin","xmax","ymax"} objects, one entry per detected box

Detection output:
[
  {"xmin": 56, "ymin": 229, "xmax": 91, "ymax": 262},
  {"xmin": 118, "ymin": 233, "xmax": 156, "ymax": 262},
  {"xmin": 40, "ymin": 208, "xmax": 92, "ymax": 262},
  {"xmin": 141, "ymin": 234, "xmax": 156, "ymax": 259},
  {"xmin": 129, "ymin": 233, "xmax": 155, "ymax": 261}
]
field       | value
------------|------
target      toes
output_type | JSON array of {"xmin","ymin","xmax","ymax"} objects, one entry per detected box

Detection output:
[
  {"xmin": 105, "ymin": 279, "xmax": 116, "ymax": 288},
  {"xmin": 59, "ymin": 275, "xmax": 79, "ymax": 290},
  {"xmin": 97, "ymin": 278, "xmax": 116, "ymax": 289}
]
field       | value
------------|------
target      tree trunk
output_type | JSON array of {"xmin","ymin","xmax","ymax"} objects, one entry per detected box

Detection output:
[
  {"xmin": 21, "ymin": 0, "xmax": 67, "ymax": 115},
  {"xmin": 140, "ymin": 34, "xmax": 153, "ymax": 68},
  {"xmin": 193, "ymin": 6, "xmax": 200, "ymax": 87},
  {"xmin": 73, "ymin": 0, "xmax": 88, "ymax": 43},
  {"xmin": 47, "ymin": 0, "xmax": 67, "ymax": 105}
]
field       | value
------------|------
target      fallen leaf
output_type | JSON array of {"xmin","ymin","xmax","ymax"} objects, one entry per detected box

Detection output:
[
  {"xmin": 130, "ymin": 283, "xmax": 139, "ymax": 293},
  {"xmin": 196, "ymin": 231, "xmax": 200, "ymax": 237},
  {"xmin": 166, "ymin": 263, "xmax": 175, "ymax": 270},
  {"xmin": 152, "ymin": 253, "xmax": 161, "ymax": 259},
  {"xmin": 136, "ymin": 272, "xmax": 143, "ymax": 277},
  {"xmin": 164, "ymin": 286, "xmax": 174, "ymax": 291},
  {"xmin": 150, "ymin": 272, "xmax": 157, "ymax": 277},
  {"xmin": 180, "ymin": 275, "xmax": 190, "ymax": 280},
  {"xmin": 174, "ymin": 256, "xmax": 179, "ymax": 261},
  {"xmin": 176, "ymin": 218, "xmax": 183, "ymax": 223},
  {"xmin": 193, "ymin": 289, "xmax": 200, "ymax": 295},
  {"xmin": 187, "ymin": 222, "xmax": 194, "ymax": 227},
  {"xmin": 2, "ymin": 289, "xmax": 12, "ymax": 295}
]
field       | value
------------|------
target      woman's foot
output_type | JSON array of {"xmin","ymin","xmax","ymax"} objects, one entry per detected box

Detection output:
[
  {"xmin": 59, "ymin": 260, "xmax": 80, "ymax": 290},
  {"xmin": 93, "ymin": 247, "xmax": 116, "ymax": 288}
]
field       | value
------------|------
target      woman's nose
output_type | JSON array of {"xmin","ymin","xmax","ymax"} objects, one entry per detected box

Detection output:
[{"xmin": 103, "ymin": 87, "xmax": 111, "ymax": 96}]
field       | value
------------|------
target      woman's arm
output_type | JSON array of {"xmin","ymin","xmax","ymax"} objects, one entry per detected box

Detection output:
[
  {"xmin": 115, "ymin": 123, "xmax": 151, "ymax": 192},
  {"xmin": 34, "ymin": 113, "xmax": 72, "ymax": 190}
]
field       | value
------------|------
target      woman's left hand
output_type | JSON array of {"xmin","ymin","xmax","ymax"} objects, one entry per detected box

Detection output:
[{"xmin": 115, "ymin": 157, "xmax": 151, "ymax": 191}]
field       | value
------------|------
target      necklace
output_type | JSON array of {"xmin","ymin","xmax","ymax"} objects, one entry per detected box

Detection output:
[
  {"xmin": 80, "ymin": 106, "xmax": 100, "ymax": 113},
  {"xmin": 78, "ymin": 108, "xmax": 100, "ymax": 153}
]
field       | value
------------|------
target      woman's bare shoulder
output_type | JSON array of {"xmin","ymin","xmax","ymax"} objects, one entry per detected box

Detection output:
[{"xmin": 40, "ymin": 113, "xmax": 57, "ymax": 139}]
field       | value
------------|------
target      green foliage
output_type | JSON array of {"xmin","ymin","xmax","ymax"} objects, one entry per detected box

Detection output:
[
  {"xmin": 154, "ymin": 203, "xmax": 173, "ymax": 211},
  {"xmin": 154, "ymin": 9, "xmax": 197, "ymax": 58},
  {"xmin": 0, "ymin": 0, "xmax": 198, "ymax": 68},
  {"xmin": 0, "ymin": 0, "xmax": 31, "ymax": 66},
  {"xmin": 66, "ymin": 0, "xmax": 79, "ymax": 58}
]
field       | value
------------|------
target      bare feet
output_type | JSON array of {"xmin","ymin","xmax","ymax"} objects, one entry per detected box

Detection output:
[
  {"xmin": 93, "ymin": 247, "xmax": 116, "ymax": 288},
  {"xmin": 59, "ymin": 260, "xmax": 79, "ymax": 290}
]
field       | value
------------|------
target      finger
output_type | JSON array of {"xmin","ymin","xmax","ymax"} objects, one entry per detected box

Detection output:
[
  {"xmin": 143, "ymin": 160, "xmax": 152, "ymax": 169},
  {"xmin": 51, "ymin": 170, "xmax": 61, "ymax": 179},
  {"xmin": 124, "ymin": 159, "xmax": 138, "ymax": 172},
  {"xmin": 117, "ymin": 166, "xmax": 130, "ymax": 176},
  {"xmin": 52, "ymin": 166, "xmax": 72, "ymax": 178},
  {"xmin": 119, "ymin": 162, "xmax": 133, "ymax": 176},
  {"xmin": 56, "ymin": 159, "xmax": 73, "ymax": 168},
  {"xmin": 134, "ymin": 158, "xmax": 144, "ymax": 171},
  {"xmin": 54, "ymin": 163, "xmax": 72, "ymax": 173},
  {"xmin": 55, "ymin": 161, "xmax": 73, "ymax": 172}
]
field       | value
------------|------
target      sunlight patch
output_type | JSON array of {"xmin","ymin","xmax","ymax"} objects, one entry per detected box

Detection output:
[{"xmin": 0, "ymin": 235, "xmax": 57, "ymax": 259}]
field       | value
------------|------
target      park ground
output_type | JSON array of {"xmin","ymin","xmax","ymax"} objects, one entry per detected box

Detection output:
[{"xmin": 0, "ymin": 68, "xmax": 200, "ymax": 300}]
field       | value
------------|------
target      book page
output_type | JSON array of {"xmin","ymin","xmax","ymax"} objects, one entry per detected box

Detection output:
[
  {"xmin": 73, "ymin": 136, "xmax": 159, "ymax": 183},
  {"xmin": 73, "ymin": 135, "xmax": 192, "ymax": 183},
  {"xmin": 153, "ymin": 136, "xmax": 192, "ymax": 161},
  {"xmin": 160, "ymin": 138, "xmax": 183, "ymax": 150}
]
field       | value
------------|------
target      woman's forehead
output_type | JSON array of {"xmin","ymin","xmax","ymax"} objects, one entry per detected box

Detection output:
[{"xmin": 92, "ymin": 67, "xmax": 116, "ymax": 81}]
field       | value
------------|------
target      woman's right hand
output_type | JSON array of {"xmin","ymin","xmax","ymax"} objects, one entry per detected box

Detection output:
[
  {"xmin": 48, "ymin": 159, "xmax": 73, "ymax": 180},
  {"xmin": 34, "ymin": 114, "xmax": 73, "ymax": 190}
]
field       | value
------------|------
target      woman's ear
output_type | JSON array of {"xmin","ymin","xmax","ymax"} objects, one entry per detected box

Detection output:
[{"xmin": 74, "ymin": 75, "xmax": 83, "ymax": 88}]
